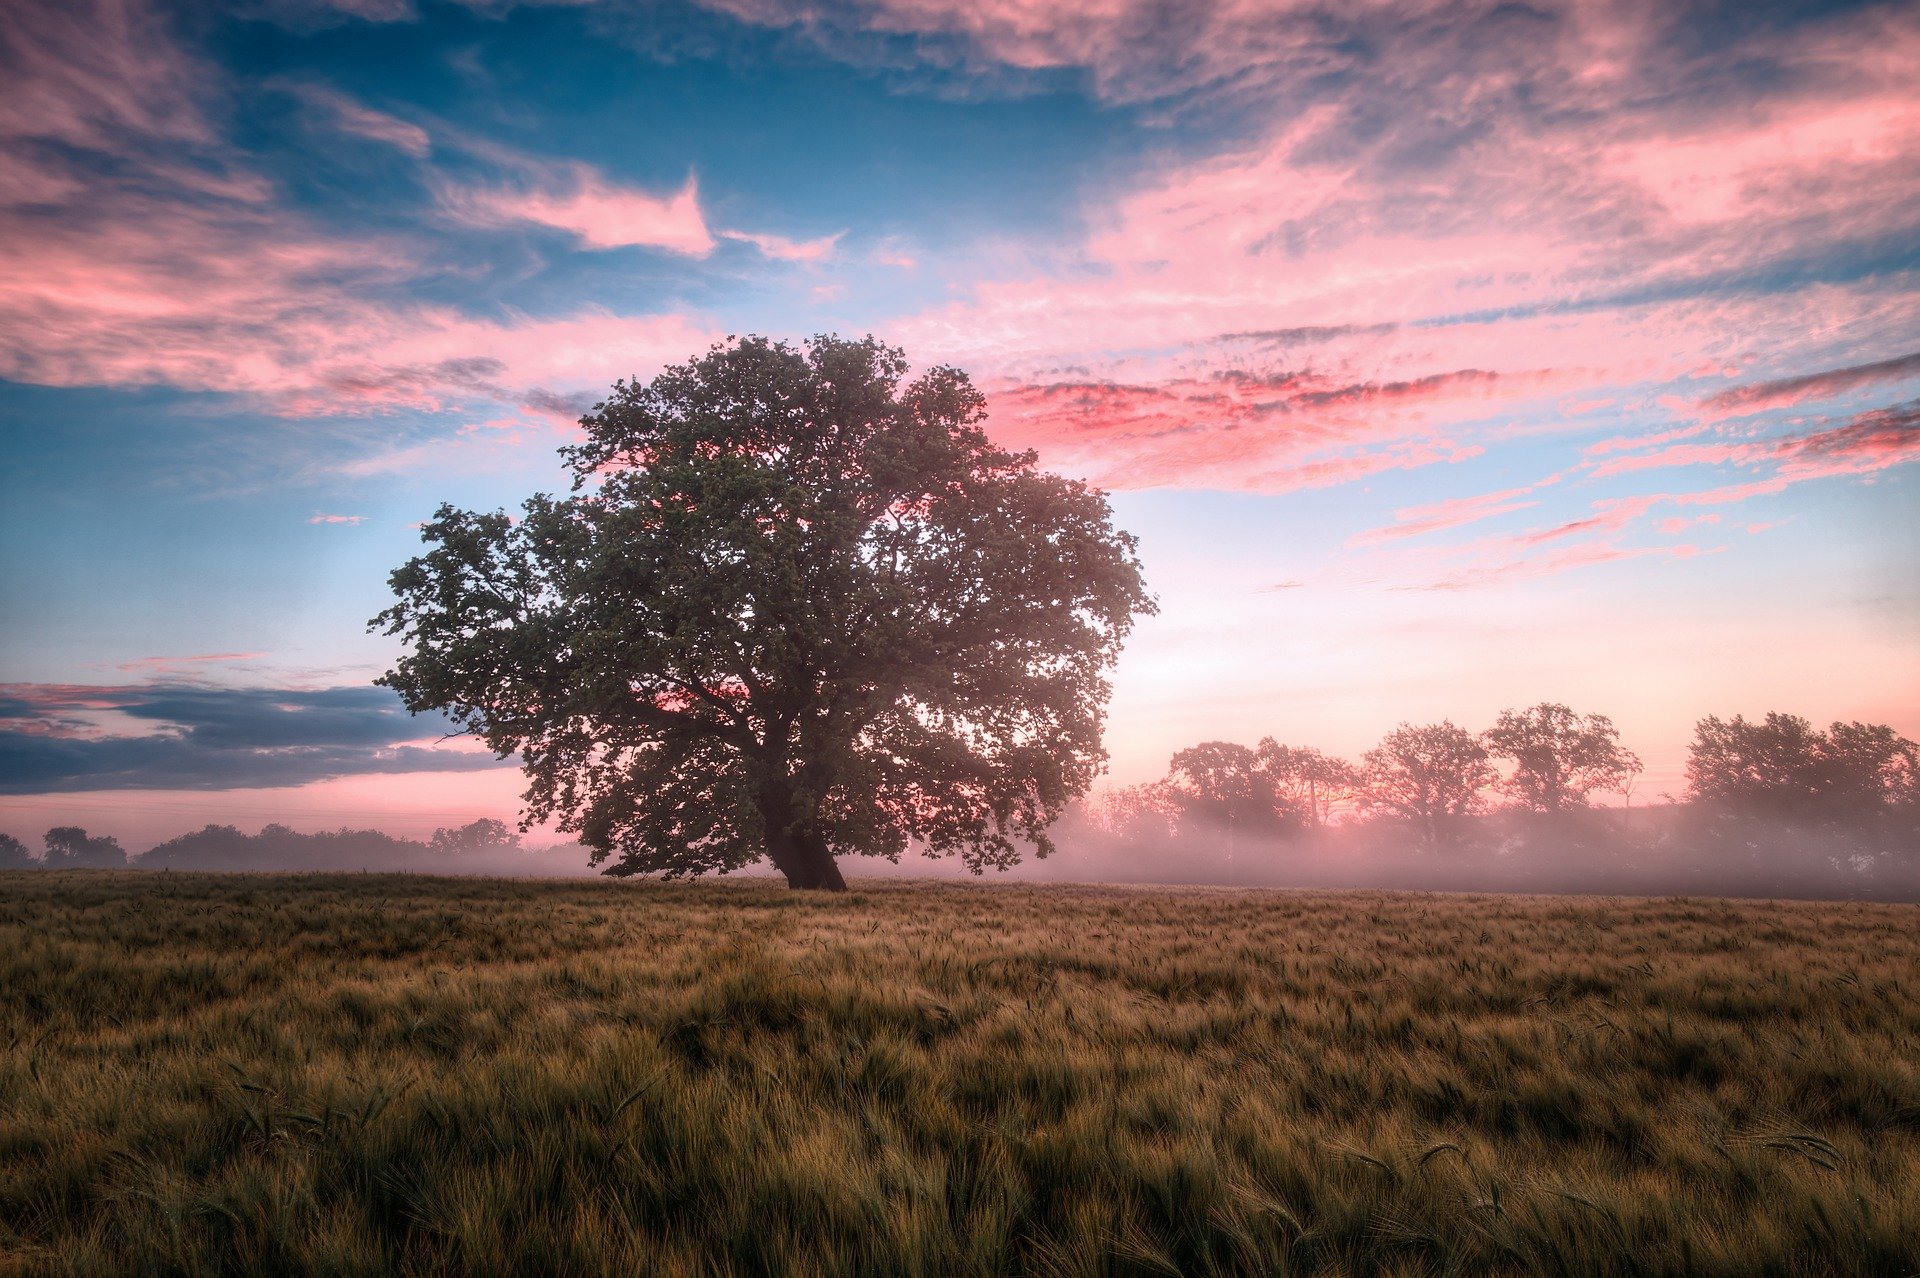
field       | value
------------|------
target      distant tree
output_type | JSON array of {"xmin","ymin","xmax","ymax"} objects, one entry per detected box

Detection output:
[
  {"xmin": 1823, "ymin": 721, "xmax": 1919, "ymax": 814},
  {"xmin": 1085, "ymin": 781, "xmax": 1181, "ymax": 844},
  {"xmin": 375, "ymin": 335, "xmax": 1153, "ymax": 890},
  {"xmin": 1165, "ymin": 741, "xmax": 1292, "ymax": 835},
  {"xmin": 0, "ymin": 833, "xmax": 36, "ymax": 869},
  {"xmin": 141, "ymin": 825, "xmax": 257, "ymax": 871},
  {"xmin": 1687, "ymin": 713, "xmax": 1918, "ymax": 820},
  {"xmin": 1482, "ymin": 702, "xmax": 1642, "ymax": 813},
  {"xmin": 1255, "ymin": 740, "xmax": 1362, "ymax": 830},
  {"xmin": 43, "ymin": 826, "xmax": 126, "ymax": 869},
  {"xmin": 1360, "ymin": 722, "xmax": 1495, "ymax": 847},
  {"xmin": 430, "ymin": 818, "xmax": 523, "ymax": 856}
]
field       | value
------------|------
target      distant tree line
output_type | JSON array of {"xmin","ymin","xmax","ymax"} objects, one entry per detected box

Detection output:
[
  {"xmin": 0, "ymin": 819, "xmax": 588, "ymax": 877},
  {"xmin": 5, "ymin": 708, "xmax": 1912, "ymax": 897},
  {"xmin": 1087, "ymin": 706, "xmax": 1916, "ymax": 897}
]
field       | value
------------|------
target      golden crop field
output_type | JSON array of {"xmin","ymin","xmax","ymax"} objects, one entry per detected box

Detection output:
[{"xmin": 2, "ymin": 872, "xmax": 1916, "ymax": 1276}]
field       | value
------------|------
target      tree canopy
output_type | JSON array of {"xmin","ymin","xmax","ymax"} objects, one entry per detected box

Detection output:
[
  {"xmin": 374, "ymin": 335, "xmax": 1153, "ymax": 889},
  {"xmin": 1360, "ymin": 722, "xmax": 1495, "ymax": 846},
  {"xmin": 1482, "ymin": 702, "xmax": 1641, "ymax": 813},
  {"xmin": 0, "ymin": 833, "xmax": 33, "ymax": 869},
  {"xmin": 1255, "ymin": 740, "xmax": 1362, "ymax": 829},
  {"xmin": 43, "ymin": 826, "xmax": 126, "ymax": 869},
  {"xmin": 430, "ymin": 818, "xmax": 522, "ymax": 857},
  {"xmin": 1686, "ymin": 713, "xmax": 1918, "ymax": 820},
  {"xmin": 1165, "ymin": 742, "xmax": 1284, "ymax": 834}
]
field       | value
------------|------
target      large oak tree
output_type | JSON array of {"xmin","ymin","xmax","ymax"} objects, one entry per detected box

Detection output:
[{"xmin": 373, "ymin": 335, "xmax": 1153, "ymax": 889}]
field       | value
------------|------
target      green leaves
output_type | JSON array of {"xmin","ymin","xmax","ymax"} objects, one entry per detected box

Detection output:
[{"xmin": 373, "ymin": 335, "xmax": 1153, "ymax": 886}]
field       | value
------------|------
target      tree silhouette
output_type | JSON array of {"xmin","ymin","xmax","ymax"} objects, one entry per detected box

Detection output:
[
  {"xmin": 1822, "ymin": 721, "xmax": 1919, "ymax": 816},
  {"xmin": 1255, "ymin": 740, "xmax": 1362, "ymax": 830},
  {"xmin": 1360, "ymin": 722, "xmax": 1494, "ymax": 848},
  {"xmin": 1164, "ymin": 741, "xmax": 1297, "ymax": 845},
  {"xmin": 375, "ymin": 335, "xmax": 1153, "ymax": 890},
  {"xmin": 430, "ymin": 818, "xmax": 522, "ymax": 856},
  {"xmin": 1482, "ymin": 702, "xmax": 1641, "ymax": 813},
  {"xmin": 1687, "ymin": 713, "xmax": 1918, "ymax": 821},
  {"xmin": 0, "ymin": 833, "xmax": 35, "ymax": 869},
  {"xmin": 43, "ymin": 826, "xmax": 126, "ymax": 868},
  {"xmin": 1086, "ymin": 781, "xmax": 1181, "ymax": 844}
]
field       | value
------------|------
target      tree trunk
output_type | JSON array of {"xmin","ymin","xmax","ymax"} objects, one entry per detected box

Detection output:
[
  {"xmin": 762, "ymin": 825, "xmax": 848, "ymax": 892},
  {"xmin": 759, "ymin": 778, "xmax": 849, "ymax": 892},
  {"xmin": 793, "ymin": 831, "xmax": 848, "ymax": 892}
]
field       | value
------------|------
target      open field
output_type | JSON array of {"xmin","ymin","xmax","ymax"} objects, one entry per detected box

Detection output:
[{"xmin": 2, "ymin": 874, "xmax": 1917, "ymax": 1276}]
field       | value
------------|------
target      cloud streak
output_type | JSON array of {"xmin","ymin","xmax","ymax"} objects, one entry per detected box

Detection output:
[
  {"xmin": 0, "ymin": 683, "xmax": 507, "ymax": 794},
  {"xmin": 1349, "ymin": 484, "xmax": 1551, "ymax": 547},
  {"xmin": 440, "ymin": 166, "xmax": 715, "ymax": 254},
  {"xmin": 1697, "ymin": 351, "xmax": 1920, "ymax": 418}
]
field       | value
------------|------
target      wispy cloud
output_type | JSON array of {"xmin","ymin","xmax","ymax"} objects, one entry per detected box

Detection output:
[
  {"xmin": 1697, "ymin": 351, "xmax": 1920, "ymax": 419},
  {"xmin": 0, "ymin": 682, "xmax": 508, "ymax": 794},
  {"xmin": 308, "ymin": 513, "xmax": 367, "ymax": 525},
  {"xmin": 0, "ymin": 4, "xmax": 721, "ymax": 426},
  {"xmin": 1393, "ymin": 540, "xmax": 1712, "ymax": 594},
  {"xmin": 983, "ymin": 363, "xmax": 1530, "ymax": 491},
  {"xmin": 116, "ymin": 652, "xmax": 266, "ymax": 673},
  {"xmin": 861, "ymin": 0, "xmax": 1920, "ymax": 508},
  {"xmin": 290, "ymin": 83, "xmax": 431, "ymax": 156},
  {"xmin": 720, "ymin": 228, "xmax": 842, "ymax": 263},
  {"xmin": 1589, "ymin": 401, "xmax": 1920, "ymax": 483},
  {"xmin": 439, "ymin": 165, "xmax": 715, "ymax": 254},
  {"xmin": 1348, "ymin": 482, "xmax": 1552, "ymax": 547}
]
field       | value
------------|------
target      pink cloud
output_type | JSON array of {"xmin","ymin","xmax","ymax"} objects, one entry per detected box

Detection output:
[
  {"xmin": 1697, "ymin": 350, "xmax": 1920, "ymax": 418},
  {"xmin": 308, "ymin": 513, "xmax": 366, "ymax": 525},
  {"xmin": 980, "ymin": 363, "xmax": 1514, "ymax": 491},
  {"xmin": 441, "ymin": 165, "xmax": 714, "ymax": 254},
  {"xmin": 1390, "ymin": 405, "xmax": 1916, "ymax": 590},
  {"xmin": 1586, "ymin": 440, "xmax": 1752, "ymax": 480},
  {"xmin": 0, "ymin": 0, "xmax": 216, "ymax": 154},
  {"xmin": 1656, "ymin": 514, "xmax": 1721, "ymax": 535},
  {"xmin": 1773, "ymin": 401, "xmax": 1920, "ymax": 478},
  {"xmin": 0, "ymin": 6, "xmax": 729, "ymax": 430},
  {"xmin": 0, "ymin": 154, "xmax": 715, "ymax": 418},
  {"xmin": 872, "ymin": 241, "xmax": 919, "ymax": 270},
  {"xmin": 0, "ymin": 683, "xmax": 144, "ymax": 714},
  {"xmin": 720, "ymin": 228, "xmax": 842, "ymax": 262},
  {"xmin": 1587, "ymin": 401, "xmax": 1920, "ymax": 483},
  {"xmin": 294, "ymin": 85, "xmax": 432, "ymax": 157},
  {"xmin": 855, "ymin": 1, "xmax": 1920, "ymax": 501},
  {"xmin": 1348, "ymin": 483, "xmax": 1550, "ymax": 547},
  {"xmin": 116, "ymin": 652, "xmax": 266, "ymax": 673},
  {"xmin": 1392, "ymin": 540, "xmax": 1710, "ymax": 594},
  {"xmin": 1559, "ymin": 396, "xmax": 1615, "ymax": 416},
  {"xmin": 1583, "ymin": 422, "xmax": 1713, "ymax": 456}
]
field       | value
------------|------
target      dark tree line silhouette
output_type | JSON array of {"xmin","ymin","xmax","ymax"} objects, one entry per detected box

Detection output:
[
  {"xmin": 1087, "ymin": 705, "xmax": 1915, "ymax": 898},
  {"xmin": 5, "ymin": 709, "xmax": 1911, "ymax": 897},
  {"xmin": 0, "ymin": 819, "xmax": 582, "ymax": 876}
]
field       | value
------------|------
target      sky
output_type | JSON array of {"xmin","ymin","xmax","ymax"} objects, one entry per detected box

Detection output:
[{"xmin": 1, "ymin": 0, "xmax": 1916, "ymax": 850}]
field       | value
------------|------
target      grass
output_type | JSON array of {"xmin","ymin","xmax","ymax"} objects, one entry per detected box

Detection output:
[{"xmin": 2, "ymin": 872, "xmax": 1917, "ymax": 1277}]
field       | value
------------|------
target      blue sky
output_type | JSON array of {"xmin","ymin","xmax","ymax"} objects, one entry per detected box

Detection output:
[{"xmin": 1, "ymin": 0, "xmax": 1915, "ymax": 846}]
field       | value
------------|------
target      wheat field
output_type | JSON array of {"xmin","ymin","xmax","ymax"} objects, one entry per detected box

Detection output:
[{"xmin": 2, "ymin": 872, "xmax": 1916, "ymax": 1276}]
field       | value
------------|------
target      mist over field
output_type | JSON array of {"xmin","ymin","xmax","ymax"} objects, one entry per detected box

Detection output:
[
  {"xmin": 9, "ymin": 702, "xmax": 1912, "ymax": 900},
  {"xmin": 7, "ymin": 804, "xmax": 1914, "ymax": 903}
]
